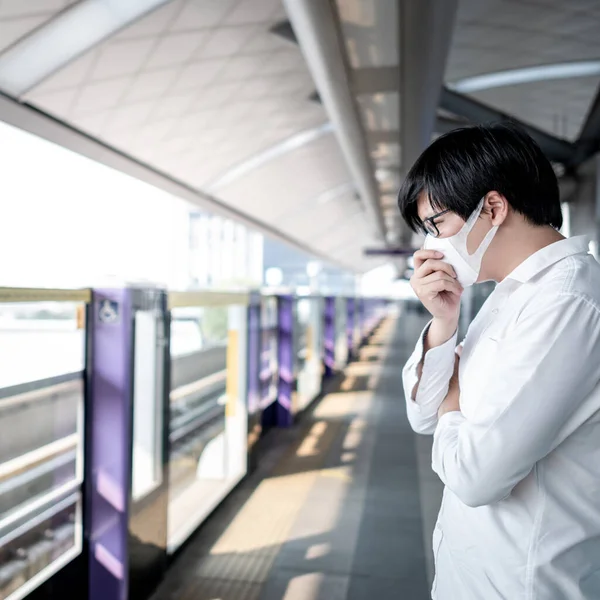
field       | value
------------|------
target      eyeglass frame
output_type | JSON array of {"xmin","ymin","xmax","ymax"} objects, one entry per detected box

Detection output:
[{"xmin": 422, "ymin": 208, "xmax": 451, "ymax": 237}]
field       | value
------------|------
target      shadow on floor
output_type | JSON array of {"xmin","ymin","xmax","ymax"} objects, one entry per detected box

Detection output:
[{"xmin": 152, "ymin": 315, "xmax": 435, "ymax": 600}]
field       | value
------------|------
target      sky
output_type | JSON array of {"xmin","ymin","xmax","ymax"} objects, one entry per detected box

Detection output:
[{"xmin": 0, "ymin": 120, "xmax": 191, "ymax": 289}]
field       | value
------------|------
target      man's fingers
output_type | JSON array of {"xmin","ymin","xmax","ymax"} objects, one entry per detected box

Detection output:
[
  {"xmin": 421, "ymin": 278, "xmax": 463, "ymax": 297},
  {"xmin": 416, "ymin": 259, "xmax": 457, "ymax": 280},
  {"xmin": 414, "ymin": 249, "xmax": 443, "ymax": 269},
  {"xmin": 420, "ymin": 272, "xmax": 456, "ymax": 287}
]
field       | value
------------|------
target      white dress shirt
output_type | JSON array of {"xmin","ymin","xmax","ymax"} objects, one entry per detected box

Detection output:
[{"xmin": 403, "ymin": 236, "xmax": 600, "ymax": 599}]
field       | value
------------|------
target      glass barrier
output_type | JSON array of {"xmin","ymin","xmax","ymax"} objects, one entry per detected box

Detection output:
[
  {"xmin": 295, "ymin": 298, "xmax": 322, "ymax": 411},
  {"xmin": 166, "ymin": 293, "xmax": 248, "ymax": 553},
  {"xmin": 131, "ymin": 310, "xmax": 165, "ymax": 502},
  {"xmin": 246, "ymin": 296, "xmax": 261, "ymax": 450},
  {"xmin": 294, "ymin": 299, "xmax": 308, "ymax": 383},
  {"xmin": 0, "ymin": 296, "xmax": 87, "ymax": 600},
  {"xmin": 334, "ymin": 297, "xmax": 349, "ymax": 369}
]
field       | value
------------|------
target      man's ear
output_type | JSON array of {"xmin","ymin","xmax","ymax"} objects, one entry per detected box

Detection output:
[{"xmin": 485, "ymin": 191, "xmax": 508, "ymax": 226}]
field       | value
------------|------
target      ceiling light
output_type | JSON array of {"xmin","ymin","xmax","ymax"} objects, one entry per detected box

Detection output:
[
  {"xmin": 207, "ymin": 122, "xmax": 334, "ymax": 192},
  {"xmin": 449, "ymin": 61, "xmax": 600, "ymax": 94},
  {"xmin": 0, "ymin": 0, "xmax": 170, "ymax": 97}
]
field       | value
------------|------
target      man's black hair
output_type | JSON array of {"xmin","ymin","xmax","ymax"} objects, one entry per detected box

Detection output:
[{"xmin": 397, "ymin": 121, "xmax": 562, "ymax": 232}]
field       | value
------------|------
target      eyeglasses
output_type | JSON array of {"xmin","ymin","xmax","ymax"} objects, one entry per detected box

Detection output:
[{"xmin": 422, "ymin": 209, "xmax": 451, "ymax": 238}]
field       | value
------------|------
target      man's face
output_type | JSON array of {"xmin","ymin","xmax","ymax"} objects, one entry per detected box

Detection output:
[{"xmin": 416, "ymin": 193, "xmax": 495, "ymax": 256}]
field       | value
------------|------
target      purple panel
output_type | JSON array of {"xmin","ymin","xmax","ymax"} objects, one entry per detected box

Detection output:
[
  {"xmin": 276, "ymin": 295, "xmax": 294, "ymax": 428},
  {"xmin": 247, "ymin": 295, "xmax": 261, "ymax": 416},
  {"xmin": 260, "ymin": 297, "xmax": 279, "ymax": 430},
  {"xmin": 88, "ymin": 289, "xmax": 133, "ymax": 600},
  {"xmin": 323, "ymin": 297, "xmax": 336, "ymax": 377},
  {"xmin": 358, "ymin": 298, "xmax": 366, "ymax": 343},
  {"xmin": 346, "ymin": 298, "xmax": 355, "ymax": 360}
]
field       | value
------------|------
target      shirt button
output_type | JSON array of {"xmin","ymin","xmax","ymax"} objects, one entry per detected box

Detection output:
[{"xmin": 492, "ymin": 308, "xmax": 499, "ymax": 314}]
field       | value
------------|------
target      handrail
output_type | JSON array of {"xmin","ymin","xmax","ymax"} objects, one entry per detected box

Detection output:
[
  {"xmin": 170, "ymin": 369, "xmax": 227, "ymax": 402},
  {"xmin": 0, "ymin": 487, "xmax": 79, "ymax": 549},
  {"xmin": 0, "ymin": 375, "xmax": 83, "ymax": 407},
  {"xmin": 0, "ymin": 287, "xmax": 91, "ymax": 304},
  {"xmin": 170, "ymin": 395, "xmax": 223, "ymax": 433},
  {"xmin": 171, "ymin": 417, "xmax": 225, "ymax": 453},
  {"xmin": 170, "ymin": 402, "xmax": 225, "ymax": 443},
  {"xmin": 0, "ymin": 449, "xmax": 76, "ymax": 496},
  {"xmin": 0, "ymin": 479, "xmax": 80, "ymax": 536},
  {"xmin": 0, "ymin": 434, "xmax": 79, "ymax": 483},
  {"xmin": 168, "ymin": 290, "xmax": 250, "ymax": 309}
]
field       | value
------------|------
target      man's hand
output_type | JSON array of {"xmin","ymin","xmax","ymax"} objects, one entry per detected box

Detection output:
[
  {"xmin": 438, "ymin": 348, "xmax": 462, "ymax": 418},
  {"xmin": 410, "ymin": 249, "xmax": 463, "ymax": 324}
]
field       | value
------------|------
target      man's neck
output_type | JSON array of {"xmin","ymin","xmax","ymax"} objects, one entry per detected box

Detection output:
[{"xmin": 492, "ymin": 225, "xmax": 565, "ymax": 282}]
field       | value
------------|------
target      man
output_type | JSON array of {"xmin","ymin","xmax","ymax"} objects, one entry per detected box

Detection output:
[{"xmin": 398, "ymin": 122, "xmax": 600, "ymax": 599}]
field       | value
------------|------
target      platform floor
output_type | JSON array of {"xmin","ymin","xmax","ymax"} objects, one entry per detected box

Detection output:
[{"xmin": 152, "ymin": 310, "xmax": 442, "ymax": 600}]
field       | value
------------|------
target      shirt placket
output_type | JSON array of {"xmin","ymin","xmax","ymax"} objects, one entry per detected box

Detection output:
[{"xmin": 477, "ymin": 281, "xmax": 518, "ymax": 338}]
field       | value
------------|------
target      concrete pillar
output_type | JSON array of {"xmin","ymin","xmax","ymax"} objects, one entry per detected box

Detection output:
[{"xmin": 567, "ymin": 155, "xmax": 600, "ymax": 258}]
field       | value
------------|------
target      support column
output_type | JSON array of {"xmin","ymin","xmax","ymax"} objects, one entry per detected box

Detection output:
[
  {"xmin": 358, "ymin": 298, "xmax": 366, "ymax": 343},
  {"xmin": 568, "ymin": 154, "xmax": 600, "ymax": 257},
  {"xmin": 88, "ymin": 287, "xmax": 169, "ymax": 600},
  {"xmin": 323, "ymin": 296, "xmax": 336, "ymax": 377},
  {"xmin": 276, "ymin": 295, "xmax": 295, "ymax": 428},
  {"xmin": 346, "ymin": 297, "xmax": 355, "ymax": 361},
  {"xmin": 259, "ymin": 297, "xmax": 279, "ymax": 431},
  {"xmin": 88, "ymin": 288, "xmax": 133, "ymax": 600}
]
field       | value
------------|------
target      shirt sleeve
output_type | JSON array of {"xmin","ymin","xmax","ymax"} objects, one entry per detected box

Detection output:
[
  {"xmin": 402, "ymin": 320, "xmax": 459, "ymax": 435},
  {"xmin": 432, "ymin": 292, "xmax": 600, "ymax": 507}
]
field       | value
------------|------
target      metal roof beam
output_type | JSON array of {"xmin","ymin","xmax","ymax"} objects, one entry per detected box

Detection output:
[
  {"xmin": 352, "ymin": 69, "xmax": 576, "ymax": 165},
  {"xmin": 568, "ymin": 83, "xmax": 600, "ymax": 168},
  {"xmin": 282, "ymin": 0, "xmax": 386, "ymax": 242},
  {"xmin": 440, "ymin": 88, "xmax": 576, "ymax": 165},
  {"xmin": 0, "ymin": 0, "xmax": 170, "ymax": 97},
  {"xmin": 400, "ymin": 0, "xmax": 458, "ymax": 177}
]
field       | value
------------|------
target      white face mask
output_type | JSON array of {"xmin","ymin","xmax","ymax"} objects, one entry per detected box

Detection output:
[{"xmin": 423, "ymin": 197, "xmax": 498, "ymax": 288}]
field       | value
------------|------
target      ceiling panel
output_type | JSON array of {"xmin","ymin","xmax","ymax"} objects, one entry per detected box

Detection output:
[
  {"xmin": 308, "ymin": 213, "xmax": 383, "ymax": 272},
  {"xmin": 0, "ymin": 0, "xmax": 75, "ymax": 53},
  {"xmin": 215, "ymin": 134, "xmax": 352, "ymax": 220},
  {"xmin": 310, "ymin": 211, "xmax": 368, "ymax": 250},
  {"xmin": 448, "ymin": 0, "xmax": 600, "ymax": 81},
  {"xmin": 166, "ymin": 0, "xmax": 236, "ymax": 32},
  {"xmin": 446, "ymin": 0, "xmax": 600, "ymax": 143},
  {"xmin": 469, "ymin": 75, "xmax": 599, "ymax": 141},
  {"xmin": 16, "ymin": 0, "xmax": 374, "ymax": 271}
]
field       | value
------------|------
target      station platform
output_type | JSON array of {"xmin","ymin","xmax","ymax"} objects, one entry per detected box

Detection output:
[{"xmin": 151, "ymin": 311, "xmax": 442, "ymax": 600}]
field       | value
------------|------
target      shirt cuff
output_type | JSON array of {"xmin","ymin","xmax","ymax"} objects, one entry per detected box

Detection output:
[
  {"xmin": 432, "ymin": 411, "xmax": 466, "ymax": 474},
  {"xmin": 436, "ymin": 410, "xmax": 466, "ymax": 431},
  {"xmin": 403, "ymin": 320, "xmax": 458, "ymax": 407},
  {"xmin": 422, "ymin": 326, "xmax": 458, "ymax": 373}
]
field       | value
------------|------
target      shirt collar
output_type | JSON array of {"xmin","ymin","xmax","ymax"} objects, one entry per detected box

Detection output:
[{"xmin": 506, "ymin": 235, "xmax": 591, "ymax": 284}]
